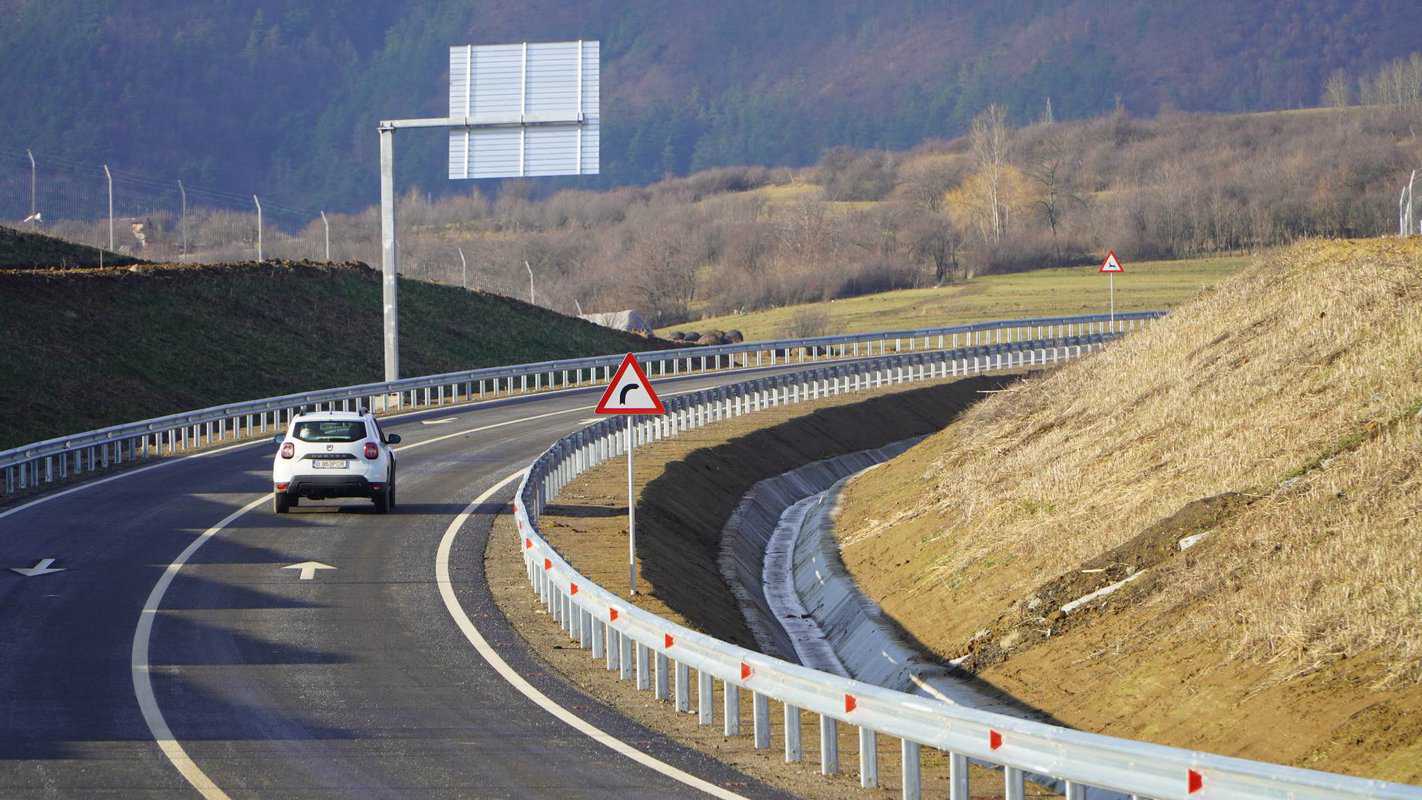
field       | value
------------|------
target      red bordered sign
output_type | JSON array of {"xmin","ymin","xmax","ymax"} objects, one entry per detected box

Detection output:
[{"xmin": 595, "ymin": 353, "xmax": 666, "ymax": 415}]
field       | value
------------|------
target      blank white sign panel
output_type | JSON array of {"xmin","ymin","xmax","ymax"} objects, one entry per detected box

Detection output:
[{"xmin": 448, "ymin": 40, "xmax": 599, "ymax": 179}]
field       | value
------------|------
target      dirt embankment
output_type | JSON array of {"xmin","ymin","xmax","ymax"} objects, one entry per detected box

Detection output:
[
  {"xmin": 833, "ymin": 238, "xmax": 1422, "ymax": 782},
  {"xmin": 0, "ymin": 224, "xmax": 146, "ymax": 269},
  {"xmin": 535, "ymin": 374, "xmax": 1019, "ymax": 648}
]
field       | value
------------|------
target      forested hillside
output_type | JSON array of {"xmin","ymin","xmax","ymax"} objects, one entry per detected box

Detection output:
[{"xmin": 2, "ymin": 0, "xmax": 1419, "ymax": 211}]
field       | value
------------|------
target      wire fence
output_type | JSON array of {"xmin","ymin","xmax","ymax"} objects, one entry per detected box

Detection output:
[
  {"xmin": 0, "ymin": 146, "xmax": 516, "ymax": 301},
  {"xmin": 0, "ymin": 146, "xmax": 348, "ymax": 264}
]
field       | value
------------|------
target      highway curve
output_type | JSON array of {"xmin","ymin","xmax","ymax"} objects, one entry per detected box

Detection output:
[{"xmin": 0, "ymin": 367, "xmax": 814, "ymax": 799}]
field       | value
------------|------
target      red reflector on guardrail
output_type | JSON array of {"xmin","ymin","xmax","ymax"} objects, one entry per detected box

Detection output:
[
  {"xmin": 524, "ymin": 538, "xmax": 532, "ymax": 549},
  {"xmin": 570, "ymin": 583, "xmax": 579, "ymax": 595},
  {"xmin": 741, "ymin": 662, "xmax": 752, "ymax": 680},
  {"xmin": 543, "ymin": 558, "xmax": 552, "ymax": 571},
  {"xmin": 990, "ymin": 730, "xmax": 1003, "ymax": 750},
  {"xmin": 844, "ymin": 694, "xmax": 857, "ymax": 713},
  {"xmin": 609, "ymin": 608, "xmax": 619, "ymax": 621},
  {"xmin": 1188, "ymin": 769, "xmax": 1203, "ymax": 793},
  {"xmin": 664, "ymin": 633, "xmax": 675, "ymax": 648}
]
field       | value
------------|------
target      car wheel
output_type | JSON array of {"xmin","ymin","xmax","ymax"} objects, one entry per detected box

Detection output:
[
  {"xmin": 274, "ymin": 492, "xmax": 291, "ymax": 514},
  {"xmin": 388, "ymin": 472, "xmax": 396, "ymax": 510},
  {"xmin": 373, "ymin": 483, "xmax": 390, "ymax": 514}
]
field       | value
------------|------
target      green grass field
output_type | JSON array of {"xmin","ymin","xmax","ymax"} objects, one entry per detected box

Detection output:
[
  {"xmin": 0, "ymin": 260, "xmax": 667, "ymax": 449},
  {"xmin": 681, "ymin": 254, "xmax": 1249, "ymax": 341}
]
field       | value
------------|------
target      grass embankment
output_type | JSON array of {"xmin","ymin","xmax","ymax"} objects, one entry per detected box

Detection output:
[
  {"xmin": 0, "ymin": 260, "xmax": 666, "ymax": 449},
  {"xmin": 0, "ymin": 225, "xmax": 144, "ymax": 269},
  {"xmin": 488, "ymin": 375, "xmax": 1049, "ymax": 800},
  {"xmin": 834, "ymin": 238, "xmax": 1422, "ymax": 781},
  {"xmin": 683, "ymin": 254, "xmax": 1245, "ymax": 340}
]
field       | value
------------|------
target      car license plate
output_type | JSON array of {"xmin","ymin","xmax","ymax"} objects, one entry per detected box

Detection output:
[{"xmin": 311, "ymin": 459, "xmax": 348, "ymax": 470}]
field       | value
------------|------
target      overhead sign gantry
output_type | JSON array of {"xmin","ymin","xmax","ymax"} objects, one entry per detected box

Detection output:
[{"xmin": 377, "ymin": 40, "xmax": 600, "ymax": 381}]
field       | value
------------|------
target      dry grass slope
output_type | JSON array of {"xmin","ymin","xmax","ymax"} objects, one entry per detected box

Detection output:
[{"xmin": 835, "ymin": 237, "xmax": 1422, "ymax": 777}]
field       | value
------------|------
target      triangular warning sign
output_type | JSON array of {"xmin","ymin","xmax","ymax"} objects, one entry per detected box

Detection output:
[
  {"xmin": 1100, "ymin": 250, "xmax": 1124, "ymax": 273},
  {"xmin": 595, "ymin": 353, "xmax": 666, "ymax": 415}
]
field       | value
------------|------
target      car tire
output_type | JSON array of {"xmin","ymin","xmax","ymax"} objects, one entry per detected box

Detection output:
[
  {"xmin": 274, "ymin": 493, "xmax": 291, "ymax": 514},
  {"xmin": 388, "ymin": 471, "xmax": 396, "ymax": 510},
  {"xmin": 373, "ymin": 482, "xmax": 391, "ymax": 514}
]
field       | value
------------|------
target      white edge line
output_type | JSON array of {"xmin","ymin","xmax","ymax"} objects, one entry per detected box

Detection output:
[
  {"xmin": 436, "ymin": 470, "xmax": 750, "ymax": 800},
  {"xmin": 131, "ymin": 492, "xmax": 271, "ymax": 800},
  {"xmin": 121, "ymin": 391, "xmax": 742, "ymax": 799},
  {"xmin": 3, "ymin": 364, "xmax": 765, "ymax": 522}
]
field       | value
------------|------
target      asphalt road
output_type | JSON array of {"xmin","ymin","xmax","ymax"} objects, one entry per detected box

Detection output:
[{"xmin": 0, "ymin": 366, "xmax": 814, "ymax": 799}]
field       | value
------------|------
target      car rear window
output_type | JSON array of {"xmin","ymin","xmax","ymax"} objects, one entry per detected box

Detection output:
[{"xmin": 292, "ymin": 421, "xmax": 367, "ymax": 443}]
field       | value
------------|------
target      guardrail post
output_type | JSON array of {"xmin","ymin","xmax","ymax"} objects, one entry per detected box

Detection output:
[
  {"xmin": 619, "ymin": 630, "xmax": 632, "ymax": 679},
  {"xmin": 1064, "ymin": 781, "xmax": 1086, "ymax": 800},
  {"xmin": 859, "ymin": 727, "xmax": 878, "ymax": 788},
  {"xmin": 724, "ymin": 682, "xmax": 740, "ymax": 735},
  {"xmin": 753, "ymin": 692, "xmax": 770, "ymax": 749},
  {"xmin": 654, "ymin": 651, "xmax": 669, "ymax": 700},
  {"xmin": 784, "ymin": 704, "xmax": 802, "ymax": 761},
  {"xmin": 949, "ymin": 751, "xmax": 969, "ymax": 799},
  {"xmin": 1005, "ymin": 765, "xmax": 1025, "ymax": 800},
  {"xmin": 636, "ymin": 642, "xmax": 650, "ymax": 690},
  {"xmin": 674, "ymin": 660, "xmax": 690, "ymax": 712},
  {"xmin": 697, "ymin": 670, "xmax": 714, "ymax": 724},
  {"xmin": 901, "ymin": 739, "xmax": 921, "ymax": 800},
  {"xmin": 820, "ymin": 715, "xmax": 838, "ymax": 775}
]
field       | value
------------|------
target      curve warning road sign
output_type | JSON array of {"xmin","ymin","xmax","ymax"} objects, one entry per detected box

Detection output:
[{"xmin": 595, "ymin": 354, "xmax": 665, "ymax": 415}]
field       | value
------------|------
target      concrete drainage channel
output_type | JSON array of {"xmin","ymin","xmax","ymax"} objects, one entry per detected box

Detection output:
[
  {"xmin": 726, "ymin": 443, "xmax": 1087, "ymax": 797},
  {"xmin": 723, "ymin": 442, "xmax": 1031, "ymax": 716},
  {"xmin": 511, "ymin": 327, "xmax": 1422, "ymax": 800}
]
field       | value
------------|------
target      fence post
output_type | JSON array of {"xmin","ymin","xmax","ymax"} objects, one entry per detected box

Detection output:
[
  {"xmin": 27, "ymin": 149, "xmax": 36, "ymax": 221},
  {"xmin": 321, "ymin": 210, "xmax": 331, "ymax": 261},
  {"xmin": 103, "ymin": 164, "xmax": 114, "ymax": 252},
  {"xmin": 253, "ymin": 195, "xmax": 263, "ymax": 262},
  {"xmin": 178, "ymin": 180, "xmax": 187, "ymax": 259}
]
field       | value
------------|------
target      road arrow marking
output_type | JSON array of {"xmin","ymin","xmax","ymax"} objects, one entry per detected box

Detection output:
[
  {"xmin": 11, "ymin": 558, "xmax": 64, "ymax": 577},
  {"xmin": 283, "ymin": 561, "xmax": 335, "ymax": 580}
]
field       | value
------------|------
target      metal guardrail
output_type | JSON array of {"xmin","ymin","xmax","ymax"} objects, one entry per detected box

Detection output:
[
  {"xmin": 0, "ymin": 312, "xmax": 1159, "ymax": 497},
  {"xmin": 510, "ymin": 331, "xmax": 1422, "ymax": 800}
]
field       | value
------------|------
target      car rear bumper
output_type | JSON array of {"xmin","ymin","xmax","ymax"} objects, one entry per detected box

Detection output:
[{"xmin": 277, "ymin": 475, "xmax": 382, "ymax": 500}]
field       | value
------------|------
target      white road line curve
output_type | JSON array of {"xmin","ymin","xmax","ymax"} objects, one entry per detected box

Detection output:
[
  {"xmin": 131, "ymin": 493, "xmax": 269, "ymax": 800},
  {"xmin": 437, "ymin": 471, "xmax": 750, "ymax": 800},
  {"xmin": 4, "ymin": 361, "xmax": 789, "ymax": 523},
  {"xmin": 125, "ymin": 395, "xmax": 732, "ymax": 798}
]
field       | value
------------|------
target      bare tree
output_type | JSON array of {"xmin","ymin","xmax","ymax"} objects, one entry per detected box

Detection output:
[
  {"xmin": 1323, "ymin": 69, "xmax": 1353, "ymax": 108},
  {"xmin": 969, "ymin": 105, "xmax": 1011, "ymax": 243},
  {"xmin": 1027, "ymin": 133, "xmax": 1086, "ymax": 263}
]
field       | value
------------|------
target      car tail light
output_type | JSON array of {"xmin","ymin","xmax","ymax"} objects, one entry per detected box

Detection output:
[
  {"xmin": 279, "ymin": 442, "xmax": 295, "ymax": 459},
  {"xmin": 363, "ymin": 442, "xmax": 379, "ymax": 460}
]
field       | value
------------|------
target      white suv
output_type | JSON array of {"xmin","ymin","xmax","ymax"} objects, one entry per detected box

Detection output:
[{"xmin": 271, "ymin": 410, "xmax": 400, "ymax": 513}]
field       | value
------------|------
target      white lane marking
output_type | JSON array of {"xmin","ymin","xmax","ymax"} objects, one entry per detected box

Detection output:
[
  {"xmin": 132, "ymin": 493, "xmax": 270, "ymax": 800},
  {"xmin": 10, "ymin": 557, "xmax": 64, "ymax": 577},
  {"xmin": 395, "ymin": 384, "xmax": 704, "ymax": 455},
  {"xmin": 120, "ymin": 391, "xmax": 703, "ymax": 798},
  {"xmin": 421, "ymin": 417, "xmax": 459, "ymax": 425},
  {"xmin": 1, "ymin": 358, "xmax": 804, "ymax": 523},
  {"xmin": 283, "ymin": 561, "xmax": 335, "ymax": 580},
  {"xmin": 436, "ymin": 472, "xmax": 749, "ymax": 800},
  {"xmin": 0, "ymin": 439, "xmax": 256, "ymax": 522}
]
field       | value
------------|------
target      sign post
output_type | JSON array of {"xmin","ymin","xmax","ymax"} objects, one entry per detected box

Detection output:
[
  {"xmin": 1100, "ymin": 249, "xmax": 1124, "ymax": 322},
  {"xmin": 378, "ymin": 40, "xmax": 600, "ymax": 381},
  {"xmin": 595, "ymin": 353, "xmax": 666, "ymax": 595}
]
